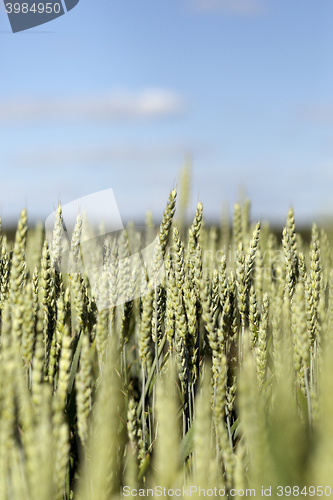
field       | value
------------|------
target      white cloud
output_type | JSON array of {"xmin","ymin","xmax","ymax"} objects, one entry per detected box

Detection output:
[
  {"xmin": 0, "ymin": 89, "xmax": 185, "ymax": 124},
  {"xmin": 190, "ymin": 0, "xmax": 268, "ymax": 15}
]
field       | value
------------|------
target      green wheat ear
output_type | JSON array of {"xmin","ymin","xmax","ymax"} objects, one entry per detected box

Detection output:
[
  {"xmin": 151, "ymin": 188, "xmax": 177, "ymax": 279},
  {"xmin": 154, "ymin": 360, "xmax": 181, "ymax": 489},
  {"xmin": 177, "ymin": 157, "xmax": 192, "ymax": 230},
  {"xmin": 255, "ymin": 292, "xmax": 269, "ymax": 389},
  {"xmin": 76, "ymin": 328, "xmax": 92, "ymax": 448},
  {"xmin": 10, "ymin": 208, "xmax": 28, "ymax": 306},
  {"xmin": 194, "ymin": 365, "xmax": 219, "ymax": 489},
  {"xmin": 238, "ymin": 330, "xmax": 276, "ymax": 490},
  {"xmin": 233, "ymin": 203, "xmax": 242, "ymax": 249}
]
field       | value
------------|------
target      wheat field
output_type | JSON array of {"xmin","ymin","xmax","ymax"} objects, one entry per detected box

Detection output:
[{"xmin": 0, "ymin": 180, "xmax": 333, "ymax": 500}]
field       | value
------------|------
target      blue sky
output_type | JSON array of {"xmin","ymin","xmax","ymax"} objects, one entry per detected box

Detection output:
[{"xmin": 1, "ymin": 0, "xmax": 333, "ymax": 227}]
